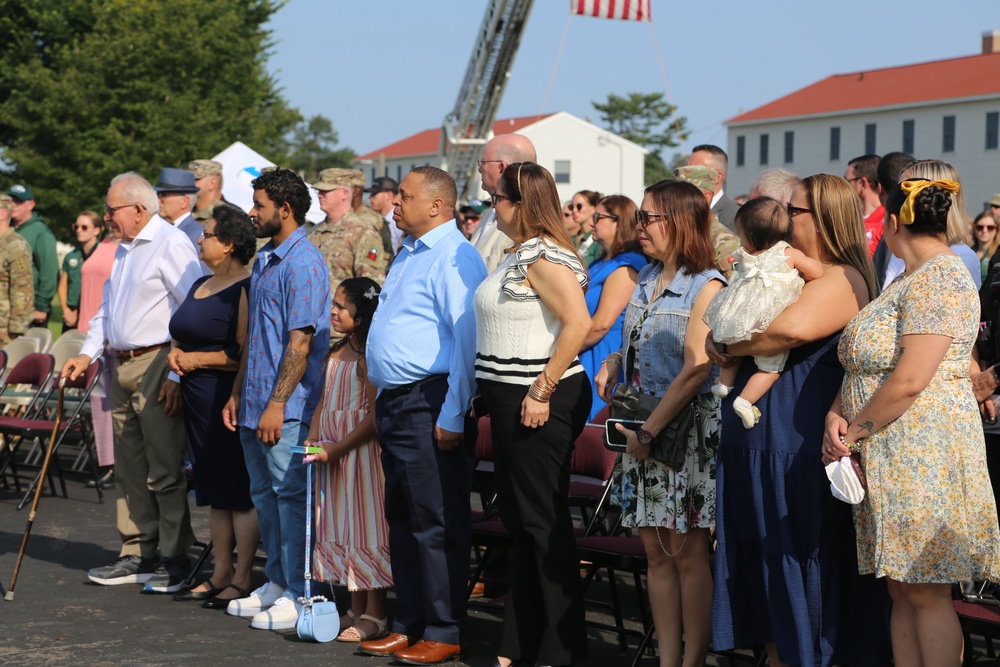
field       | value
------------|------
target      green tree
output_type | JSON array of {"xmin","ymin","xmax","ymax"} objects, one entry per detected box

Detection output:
[
  {"xmin": 592, "ymin": 92, "xmax": 689, "ymax": 186},
  {"xmin": 0, "ymin": 0, "xmax": 301, "ymax": 239},
  {"xmin": 287, "ymin": 114, "xmax": 356, "ymax": 184}
]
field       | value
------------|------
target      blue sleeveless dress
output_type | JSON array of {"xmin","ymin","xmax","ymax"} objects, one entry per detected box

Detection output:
[
  {"xmin": 580, "ymin": 251, "xmax": 646, "ymax": 419},
  {"xmin": 712, "ymin": 334, "xmax": 891, "ymax": 666}
]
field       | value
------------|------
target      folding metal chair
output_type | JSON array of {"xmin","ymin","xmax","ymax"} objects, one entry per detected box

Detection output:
[
  {"xmin": 47, "ymin": 334, "xmax": 85, "ymax": 371},
  {"xmin": 2, "ymin": 338, "xmax": 40, "ymax": 377},
  {"xmin": 22, "ymin": 327, "xmax": 52, "ymax": 353},
  {"xmin": 4, "ymin": 358, "xmax": 106, "ymax": 508},
  {"xmin": 0, "ymin": 353, "xmax": 56, "ymax": 493}
]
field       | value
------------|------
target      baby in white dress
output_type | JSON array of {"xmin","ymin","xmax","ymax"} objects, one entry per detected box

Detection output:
[{"xmin": 703, "ymin": 197, "xmax": 825, "ymax": 428}]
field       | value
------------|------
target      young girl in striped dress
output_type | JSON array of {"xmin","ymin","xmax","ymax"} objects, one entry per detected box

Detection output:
[{"xmin": 304, "ymin": 277, "xmax": 392, "ymax": 642}]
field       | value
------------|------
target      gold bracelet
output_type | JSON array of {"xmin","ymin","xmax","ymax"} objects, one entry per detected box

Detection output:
[
  {"xmin": 542, "ymin": 369, "xmax": 559, "ymax": 387},
  {"xmin": 839, "ymin": 434, "xmax": 861, "ymax": 453},
  {"xmin": 603, "ymin": 357, "xmax": 621, "ymax": 366},
  {"xmin": 528, "ymin": 378, "xmax": 554, "ymax": 403}
]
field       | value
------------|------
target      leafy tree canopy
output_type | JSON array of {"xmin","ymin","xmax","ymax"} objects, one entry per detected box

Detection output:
[
  {"xmin": 592, "ymin": 92, "xmax": 689, "ymax": 186},
  {"xmin": 287, "ymin": 115, "xmax": 356, "ymax": 184},
  {"xmin": 0, "ymin": 0, "xmax": 302, "ymax": 238}
]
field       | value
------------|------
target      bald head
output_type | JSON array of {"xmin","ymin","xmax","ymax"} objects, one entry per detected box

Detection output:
[{"xmin": 480, "ymin": 133, "xmax": 537, "ymax": 194}]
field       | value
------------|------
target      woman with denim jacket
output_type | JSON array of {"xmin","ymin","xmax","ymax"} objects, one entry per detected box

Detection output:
[{"xmin": 595, "ymin": 179, "xmax": 724, "ymax": 667}]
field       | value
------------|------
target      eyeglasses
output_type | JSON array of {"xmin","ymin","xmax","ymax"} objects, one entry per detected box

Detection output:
[
  {"xmin": 992, "ymin": 204, "xmax": 1000, "ymax": 209},
  {"xmin": 201, "ymin": 231, "xmax": 219, "ymax": 240},
  {"xmin": 563, "ymin": 211, "xmax": 572, "ymax": 218},
  {"xmin": 490, "ymin": 192, "xmax": 511, "ymax": 207},
  {"xmin": 73, "ymin": 224, "xmax": 93, "ymax": 231},
  {"xmin": 634, "ymin": 210, "xmax": 668, "ymax": 230},
  {"xmin": 573, "ymin": 203, "xmax": 586, "ymax": 212},
  {"xmin": 478, "ymin": 159, "xmax": 502, "ymax": 168},
  {"xmin": 786, "ymin": 203, "xmax": 814, "ymax": 218},
  {"xmin": 104, "ymin": 203, "xmax": 138, "ymax": 217},
  {"xmin": 976, "ymin": 225, "xmax": 997, "ymax": 231},
  {"xmin": 846, "ymin": 177, "xmax": 864, "ymax": 183},
  {"xmin": 592, "ymin": 212, "xmax": 618, "ymax": 225}
]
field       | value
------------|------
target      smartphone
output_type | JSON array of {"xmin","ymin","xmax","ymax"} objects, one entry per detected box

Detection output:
[
  {"xmin": 604, "ymin": 419, "xmax": 645, "ymax": 451},
  {"xmin": 290, "ymin": 444, "xmax": 325, "ymax": 455}
]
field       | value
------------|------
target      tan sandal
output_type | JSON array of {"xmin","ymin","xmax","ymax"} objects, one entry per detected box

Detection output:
[
  {"xmin": 339, "ymin": 608, "xmax": 357, "ymax": 633},
  {"xmin": 335, "ymin": 614, "xmax": 389, "ymax": 642}
]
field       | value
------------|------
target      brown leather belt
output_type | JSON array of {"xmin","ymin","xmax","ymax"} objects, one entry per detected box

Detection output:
[{"xmin": 114, "ymin": 342, "xmax": 169, "ymax": 362}]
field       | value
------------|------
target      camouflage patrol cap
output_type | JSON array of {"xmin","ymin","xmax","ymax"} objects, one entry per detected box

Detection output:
[
  {"xmin": 673, "ymin": 165, "xmax": 719, "ymax": 194},
  {"xmin": 0, "ymin": 194, "xmax": 11, "ymax": 211},
  {"xmin": 311, "ymin": 168, "xmax": 366, "ymax": 191},
  {"xmin": 991, "ymin": 193, "xmax": 1000, "ymax": 207},
  {"xmin": 188, "ymin": 159, "xmax": 223, "ymax": 179}
]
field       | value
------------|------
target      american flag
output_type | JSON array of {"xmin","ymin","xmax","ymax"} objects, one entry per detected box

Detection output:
[{"xmin": 571, "ymin": 0, "xmax": 652, "ymax": 22}]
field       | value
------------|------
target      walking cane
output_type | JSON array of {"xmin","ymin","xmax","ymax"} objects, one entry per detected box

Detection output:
[{"xmin": 5, "ymin": 377, "xmax": 65, "ymax": 601}]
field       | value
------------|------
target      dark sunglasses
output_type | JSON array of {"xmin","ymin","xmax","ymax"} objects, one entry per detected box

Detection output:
[
  {"xmin": 573, "ymin": 203, "xmax": 586, "ymax": 211},
  {"xmin": 592, "ymin": 212, "xmax": 618, "ymax": 224},
  {"xmin": 786, "ymin": 203, "xmax": 814, "ymax": 218},
  {"xmin": 490, "ymin": 192, "xmax": 511, "ymax": 207},
  {"xmin": 73, "ymin": 224, "xmax": 94, "ymax": 231},
  {"xmin": 977, "ymin": 225, "xmax": 997, "ymax": 231},
  {"xmin": 634, "ymin": 210, "xmax": 668, "ymax": 230}
]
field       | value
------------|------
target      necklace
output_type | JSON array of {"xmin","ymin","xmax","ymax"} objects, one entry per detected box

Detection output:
[{"xmin": 905, "ymin": 243, "xmax": 948, "ymax": 276}]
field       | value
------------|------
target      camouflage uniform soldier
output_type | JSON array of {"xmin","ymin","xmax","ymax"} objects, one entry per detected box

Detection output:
[
  {"xmin": 187, "ymin": 159, "xmax": 230, "ymax": 223},
  {"xmin": 0, "ymin": 195, "xmax": 34, "ymax": 344},
  {"xmin": 309, "ymin": 168, "xmax": 387, "ymax": 287},
  {"xmin": 673, "ymin": 165, "xmax": 740, "ymax": 279}
]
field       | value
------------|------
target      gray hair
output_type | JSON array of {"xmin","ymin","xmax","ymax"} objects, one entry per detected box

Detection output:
[
  {"xmin": 110, "ymin": 171, "xmax": 159, "ymax": 214},
  {"xmin": 749, "ymin": 168, "xmax": 801, "ymax": 204}
]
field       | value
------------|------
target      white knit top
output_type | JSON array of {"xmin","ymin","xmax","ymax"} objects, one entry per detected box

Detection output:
[{"xmin": 473, "ymin": 237, "xmax": 589, "ymax": 386}]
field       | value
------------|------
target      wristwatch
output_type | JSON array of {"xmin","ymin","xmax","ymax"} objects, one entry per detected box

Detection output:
[{"xmin": 635, "ymin": 428, "xmax": 655, "ymax": 447}]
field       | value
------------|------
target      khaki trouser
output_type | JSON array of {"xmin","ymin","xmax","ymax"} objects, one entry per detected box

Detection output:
[{"xmin": 111, "ymin": 347, "xmax": 193, "ymax": 560}]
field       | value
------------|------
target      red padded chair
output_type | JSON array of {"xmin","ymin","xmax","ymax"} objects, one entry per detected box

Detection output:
[{"xmin": 0, "ymin": 352, "xmax": 55, "ymax": 493}]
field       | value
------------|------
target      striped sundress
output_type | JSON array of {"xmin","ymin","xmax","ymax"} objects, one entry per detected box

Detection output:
[{"xmin": 312, "ymin": 357, "xmax": 393, "ymax": 591}]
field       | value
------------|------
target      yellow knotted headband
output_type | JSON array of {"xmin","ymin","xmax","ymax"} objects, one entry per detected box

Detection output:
[{"xmin": 898, "ymin": 178, "xmax": 960, "ymax": 225}]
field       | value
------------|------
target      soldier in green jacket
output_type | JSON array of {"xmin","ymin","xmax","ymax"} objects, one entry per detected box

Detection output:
[
  {"xmin": 8, "ymin": 184, "xmax": 58, "ymax": 326},
  {"xmin": 0, "ymin": 194, "xmax": 35, "ymax": 343}
]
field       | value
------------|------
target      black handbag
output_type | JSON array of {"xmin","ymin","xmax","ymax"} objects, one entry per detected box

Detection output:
[{"xmin": 609, "ymin": 346, "xmax": 705, "ymax": 471}]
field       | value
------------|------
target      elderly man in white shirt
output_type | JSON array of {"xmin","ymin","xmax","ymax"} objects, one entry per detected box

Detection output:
[{"xmin": 63, "ymin": 171, "xmax": 205, "ymax": 593}]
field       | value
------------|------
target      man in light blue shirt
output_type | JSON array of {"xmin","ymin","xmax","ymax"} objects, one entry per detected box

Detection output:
[{"xmin": 362, "ymin": 167, "xmax": 486, "ymax": 664}]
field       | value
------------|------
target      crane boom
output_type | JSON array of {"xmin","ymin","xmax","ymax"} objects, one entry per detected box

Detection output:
[{"xmin": 440, "ymin": 0, "xmax": 535, "ymax": 201}]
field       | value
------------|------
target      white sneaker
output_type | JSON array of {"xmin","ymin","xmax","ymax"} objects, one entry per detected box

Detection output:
[
  {"xmin": 226, "ymin": 581, "xmax": 285, "ymax": 618},
  {"xmin": 712, "ymin": 383, "xmax": 733, "ymax": 398},
  {"xmin": 733, "ymin": 397, "xmax": 761, "ymax": 429},
  {"xmin": 250, "ymin": 595, "xmax": 301, "ymax": 630}
]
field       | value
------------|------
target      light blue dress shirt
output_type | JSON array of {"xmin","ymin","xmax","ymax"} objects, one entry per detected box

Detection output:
[{"xmin": 367, "ymin": 220, "xmax": 487, "ymax": 433}]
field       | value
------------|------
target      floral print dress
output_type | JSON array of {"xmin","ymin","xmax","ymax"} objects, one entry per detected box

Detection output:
[{"xmin": 839, "ymin": 254, "xmax": 1000, "ymax": 583}]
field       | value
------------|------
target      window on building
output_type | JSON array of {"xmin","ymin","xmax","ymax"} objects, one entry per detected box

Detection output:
[
  {"xmin": 943, "ymin": 115, "xmax": 956, "ymax": 152},
  {"xmin": 902, "ymin": 119, "xmax": 915, "ymax": 155},
  {"xmin": 396, "ymin": 165, "xmax": 402, "ymax": 181},
  {"xmin": 784, "ymin": 131, "xmax": 794, "ymax": 164},
  {"xmin": 864, "ymin": 124, "xmax": 876, "ymax": 154},
  {"xmin": 830, "ymin": 127, "xmax": 840, "ymax": 161},
  {"xmin": 371, "ymin": 167, "xmax": 376, "ymax": 181},
  {"xmin": 987, "ymin": 111, "xmax": 999, "ymax": 150},
  {"xmin": 553, "ymin": 160, "xmax": 571, "ymax": 184},
  {"xmin": 736, "ymin": 136, "xmax": 745, "ymax": 167},
  {"xmin": 760, "ymin": 134, "xmax": 769, "ymax": 166}
]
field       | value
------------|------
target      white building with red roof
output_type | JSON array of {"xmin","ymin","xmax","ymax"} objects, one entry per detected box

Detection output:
[
  {"xmin": 352, "ymin": 111, "xmax": 647, "ymax": 204},
  {"xmin": 725, "ymin": 32, "xmax": 1000, "ymax": 211}
]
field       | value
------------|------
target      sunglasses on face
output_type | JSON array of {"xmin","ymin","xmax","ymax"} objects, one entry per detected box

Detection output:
[
  {"xmin": 786, "ymin": 203, "xmax": 814, "ymax": 218},
  {"xmin": 573, "ymin": 203, "xmax": 586, "ymax": 211},
  {"xmin": 73, "ymin": 224, "xmax": 93, "ymax": 231},
  {"xmin": 634, "ymin": 210, "xmax": 668, "ymax": 230},
  {"xmin": 977, "ymin": 225, "xmax": 997, "ymax": 231},
  {"xmin": 592, "ymin": 212, "xmax": 618, "ymax": 224}
]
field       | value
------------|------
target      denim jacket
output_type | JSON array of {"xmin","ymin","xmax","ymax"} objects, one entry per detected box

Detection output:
[{"xmin": 621, "ymin": 263, "xmax": 725, "ymax": 397}]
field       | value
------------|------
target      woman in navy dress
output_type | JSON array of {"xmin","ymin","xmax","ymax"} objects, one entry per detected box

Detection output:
[
  {"xmin": 167, "ymin": 204, "xmax": 260, "ymax": 608},
  {"xmin": 579, "ymin": 195, "xmax": 647, "ymax": 419},
  {"xmin": 709, "ymin": 175, "xmax": 891, "ymax": 666}
]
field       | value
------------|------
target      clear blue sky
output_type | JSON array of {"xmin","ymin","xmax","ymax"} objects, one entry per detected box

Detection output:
[{"xmin": 265, "ymin": 1, "xmax": 997, "ymax": 158}]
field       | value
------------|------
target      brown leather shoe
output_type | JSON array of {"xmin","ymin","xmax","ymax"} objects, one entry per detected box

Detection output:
[
  {"xmin": 358, "ymin": 632, "xmax": 416, "ymax": 657},
  {"xmin": 394, "ymin": 640, "xmax": 463, "ymax": 665}
]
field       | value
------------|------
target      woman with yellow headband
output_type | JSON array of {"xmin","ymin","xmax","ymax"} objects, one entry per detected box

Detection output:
[
  {"xmin": 473, "ymin": 161, "xmax": 593, "ymax": 667},
  {"xmin": 824, "ymin": 178, "xmax": 1000, "ymax": 665}
]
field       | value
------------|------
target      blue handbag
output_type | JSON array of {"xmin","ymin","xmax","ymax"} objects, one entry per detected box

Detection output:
[{"xmin": 296, "ymin": 459, "xmax": 340, "ymax": 643}]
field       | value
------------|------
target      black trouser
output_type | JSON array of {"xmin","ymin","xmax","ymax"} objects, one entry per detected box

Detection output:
[
  {"xmin": 481, "ymin": 374, "xmax": 591, "ymax": 666},
  {"xmin": 376, "ymin": 376, "xmax": 475, "ymax": 645}
]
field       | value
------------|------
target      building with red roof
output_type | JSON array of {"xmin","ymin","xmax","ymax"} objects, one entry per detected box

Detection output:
[
  {"xmin": 352, "ymin": 111, "xmax": 647, "ymax": 204},
  {"xmin": 725, "ymin": 31, "xmax": 1000, "ymax": 213}
]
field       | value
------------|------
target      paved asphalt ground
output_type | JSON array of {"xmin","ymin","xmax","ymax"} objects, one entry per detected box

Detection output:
[{"xmin": 0, "ymin": 474, "xmax": 659, "ymax": 667}]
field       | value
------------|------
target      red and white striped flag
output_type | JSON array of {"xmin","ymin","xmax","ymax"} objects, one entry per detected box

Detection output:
[{"xmin": 571, "ymin": 0, "xmax": 652, "ymax": 22}]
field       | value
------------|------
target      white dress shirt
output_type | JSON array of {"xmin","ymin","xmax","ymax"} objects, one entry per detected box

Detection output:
[
  {"xmin": 384, "ymin": 212, "xmax": 404, "ymax": 254},
  {"xmin": 469, "ymin": 209, "xmax": 513, "ymax": 274},
  {"xmin": 81, "ymin": 214, "xmax": 204, "ymax": 359}
]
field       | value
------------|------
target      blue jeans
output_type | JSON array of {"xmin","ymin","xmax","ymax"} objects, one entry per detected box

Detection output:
[{"xmin": 239, "ymin": 421, "xmax": 308, "ymax": 599}]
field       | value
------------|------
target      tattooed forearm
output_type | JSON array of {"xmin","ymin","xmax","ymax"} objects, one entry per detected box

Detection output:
[
  {"xmin": 857, "ymin": 420, "xmax": 874, "ymax": 434},
  {"xmin": 269, "ymin": 329, "xmax": 314, "ymax": 403}
]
